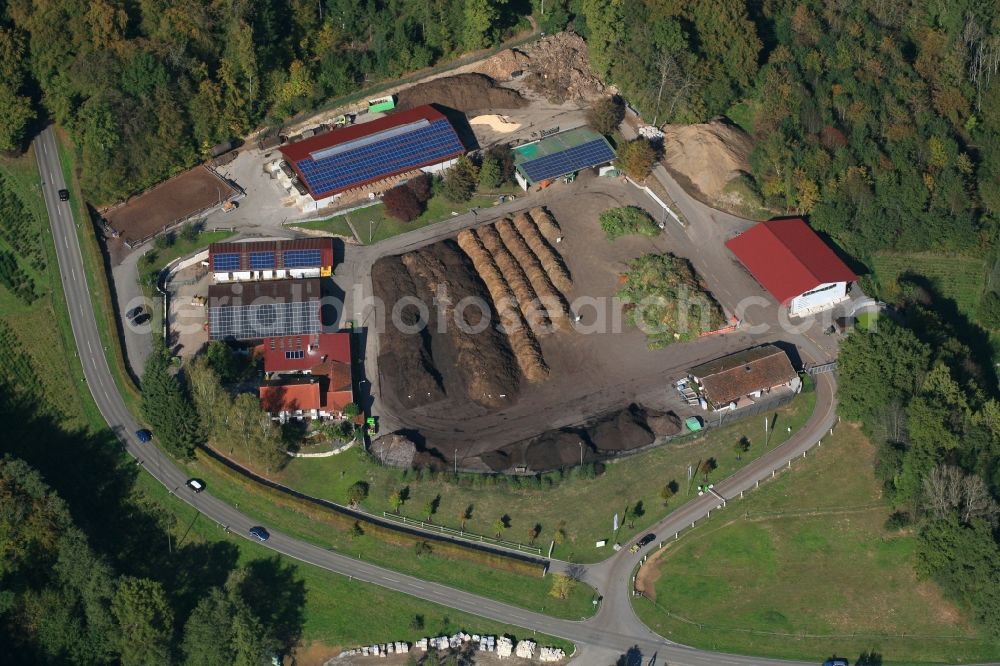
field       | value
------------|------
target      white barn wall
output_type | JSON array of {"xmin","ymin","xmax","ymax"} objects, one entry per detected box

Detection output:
[{"xmin": 789, "ymin": 281, "xmax": 847, "ymax": 316}]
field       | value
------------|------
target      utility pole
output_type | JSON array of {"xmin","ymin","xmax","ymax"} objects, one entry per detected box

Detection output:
[
  {"xmin": 579, "ymin": 441, "xmax": 583, "ymax": 466},
  {"xmin": 454, "ymin": 448, "xmax": 458, "ymax": 474}
]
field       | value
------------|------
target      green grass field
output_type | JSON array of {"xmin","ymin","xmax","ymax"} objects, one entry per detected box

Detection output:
[
  {"xmin": 233, "ymin": 390, "xmax": 815, "ymax": 564},
  {"xmin": 138, "ymin": 230, "xmax": 235, "ymax": 289},
  {"xmin": 294, "ymin": 187, "xmax": 516, "ymax": 245},
  {"xmin": 632, "ymin": 425, "xmax": 1000, "ymax": 664},
  {"xmin": 1, "ymin": 147, "xmax": 576, "ymax": 657},
  {"xmin": 872, "ymin": 252, "xmax": 986, "ymax": 318}
]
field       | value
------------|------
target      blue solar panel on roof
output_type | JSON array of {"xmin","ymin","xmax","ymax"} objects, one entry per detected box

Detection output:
[
  {"xmin": 520, "ymin": 139, "xmax": 616, "ymax": 183},
  {"xmin": 310, "ymin": 119, "xmax": 430, "ymax": 161},
  {"xmin": 283, "ymin": 249, "xmax": 322, "ymax": 268},
  {"xmin": 249, "ymin": 251, "xmax": 275, "ymax": 269},
  {"xmin": 209, "ymin": 301, "xmax": 320, "ymax": 341},
  {"xmin": 294, "ymin": 119, "xmax": 463, "ymax": 197},
  {"xmin": 213, "ymin": 253, "xmax": 240, "ymax": 271}
]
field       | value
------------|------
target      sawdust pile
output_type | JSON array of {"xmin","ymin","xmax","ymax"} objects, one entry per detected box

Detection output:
[
  {"xmin": 469, "ymin": 114, "xmax": 522, "ymax": 133},
  {"xmin": 661, "ymin": 120, "xmax": 754, "ymax": 203}
]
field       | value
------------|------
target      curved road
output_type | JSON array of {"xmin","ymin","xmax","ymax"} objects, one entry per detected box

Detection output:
[{"xmin": 38, "ymin": 125, "xmax": 839, "ymax": 665}]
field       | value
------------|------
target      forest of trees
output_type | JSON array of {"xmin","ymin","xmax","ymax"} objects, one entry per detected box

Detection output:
[
  {"xmin": 0, "ymin": 0, "xmax": 528, "ymax": 203},
  {"xmin": 575, "ymin": 0, "xmax": 1000, "ymax": 257}
]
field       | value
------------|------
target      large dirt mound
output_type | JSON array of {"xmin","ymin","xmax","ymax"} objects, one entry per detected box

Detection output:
[
  {"xmin": 396, "ymin": 73, "xmax": 526, "ymax": 114},
  {"xmin": 472, "ymin": 32, "xmax": 607, "ymax": 102},
  {"xmin": 372, "ymin": 241, "xmax": 521, "ymax": 411},
  {"xmin": 661, "ymin": 120, "xmax": 753, "ymax": 202}
]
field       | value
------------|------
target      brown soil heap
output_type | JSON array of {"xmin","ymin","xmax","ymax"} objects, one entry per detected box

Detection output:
[
  {"xmin": 370, "ymin": 433, "xmax": 418, "ymax": 468},
  {"xmin": 516, "ymin": 211, "xmax": 572, "ymax": 293},
  {"xmin": 395, "ymin": 73, "xmax": 526, "ymax": 114},
  {"xmin": 399, "ymin": 242, "xmax": 519, "ymax": 409},
  {"xmin": 495, "ymin": 218, "xmax": 570, "ymax": 329},
  {"xmin": 661, "ymin": 120, "xmax": 754, "ymax": 203},
  {"xmin": 456, "ymin": 229, "xmax": 549, "ymax": 383},
  {"xmin": 371, "ymin": 255, "xmax": 446, "ymax": 408},
  {"xmin": 473, "ymin": 47, "xmax": 532, "ymax": 80}
]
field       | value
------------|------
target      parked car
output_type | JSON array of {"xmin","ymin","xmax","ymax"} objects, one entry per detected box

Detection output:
[
  {"xmin": 823, "ymin": 659, "xmax": 849, "ymax": 666},
  {"xmin": 135, "ymin": 429, "xmax": 152, "ymax": 443},
  {"xmin": 58, "ymin": 189, "xmax": 69, "ymax": 201},
  {"xmin": 249, "ymin": 526, "xmax": 270, "ymax": 542},
  {"xmin": 186, "ymin": 478, "xmax": 205, "ymax": 493},
  {"xmin": 125, "ymin": 306, "xmax": 145, "ymax": 321}
]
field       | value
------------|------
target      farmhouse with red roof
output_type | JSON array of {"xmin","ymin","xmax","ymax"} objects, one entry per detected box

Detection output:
[
  {"xmin": 256, "ymin": 332, "xmax": 355, "ymax": 421},
  {"xmin": 726, "ymin": 218, "xmax": 857, "ymax": 317},
  {"xmin": 277, "ymin": 105, "xmax": 465, "ymax": 210}
]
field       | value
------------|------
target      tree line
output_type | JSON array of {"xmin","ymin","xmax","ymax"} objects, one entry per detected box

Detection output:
[
  {"xmin": 837, "ymin": 278, "xmax": 1000, "ymax": 632},
  {"xmin": 0, "ymin": 0, "xmax": 526, "ymax": 204},
  {"xmin": 573, "ymin": 0, "xmax": 1000, "ymax": 257}
]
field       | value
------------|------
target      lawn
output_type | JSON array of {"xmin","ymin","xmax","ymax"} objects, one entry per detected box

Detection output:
[
  {"xmin": 872, "ymin": 252, "xmax": 986, "ymax": 319},
  {"xmin": 632, "ymin": 425, "xmax": 1000, "ymax": 664},
  {"xmin": 294, "ymin": 187, "xmax": 516, "ymax": 245},
  {"xmin": 247, "ymin": 390, "xmax": 815, "ymax": 564},
  {"xmin": 137, "ymin": 229, "xmax": 236, "ymax": 289},
  {"xmin": 2, "ymin": 147, "xmax": 577, "ymax": 656}
]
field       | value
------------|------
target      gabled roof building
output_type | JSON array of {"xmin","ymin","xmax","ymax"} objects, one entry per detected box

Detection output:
[
  {"xmin": 725, "ymin": 218, "xmax": 857, "ymax": 317},
  {"xmin": 279, "ymin": 105, "xmax": 465, "ymax": 209},
  {"xmin": 209, "ymin": 238, "xmax": 335, "ymax": 283},
  {"xmin": 688, "ymin": 345, "xmax": 800, "ymax": 411}
]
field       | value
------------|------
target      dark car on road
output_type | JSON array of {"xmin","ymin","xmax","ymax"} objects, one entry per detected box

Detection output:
[
  {"xmin": 58, "ymin": 189, "xmax": 69, "ymax": 201},
  {"xmin": 249, "ymin": 526, "xmax": 270, "ymax": 542},
  {"xmin": 823, "ymin": 660, "xmax": 849, "ymax": 666},
  {"xmin": 125, "ymin": 306, "xmax": 145, "ymax": 321},
  {"xmin": 135, "ymin": 429, "xmax": 152, "ymax": 443},
  {"xmin": 638, "ymin": 533, "xmax": 656, "ymax": 547}
]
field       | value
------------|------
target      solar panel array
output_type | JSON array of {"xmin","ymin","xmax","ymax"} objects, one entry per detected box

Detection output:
[
  {"xmin": 519, "ymin": 138, "xmax": 615, "ymax": 184},
  {"xmin": 283, "ymin": 249, "xmax": 322, "ymax": 268},
  {"xmin": 209, "ymin": 301, "xmax": 320, "ymax": 341},
  {"xmin": 249, "ymin": 251, "xmax": 276, "ymax": 269},
  {"xmin": 295, "ymin": 119, "xmax": 463, "ymax": 197},
  {"xmin": 310, "ymin": 119, "xmax": 430, "ymax": 161},
  {"xmin": 213, "ymin": 253, "xmax": 240, "ymax": 271}
]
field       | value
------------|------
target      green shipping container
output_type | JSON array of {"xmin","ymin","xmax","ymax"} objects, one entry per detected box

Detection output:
[
  {"xmin": 368, "ymin": 96, "xmax": 395, "ymax": 113},
  {"xmin": 685, "ymin": 416, "xmax": 703, "ymax": 432}
]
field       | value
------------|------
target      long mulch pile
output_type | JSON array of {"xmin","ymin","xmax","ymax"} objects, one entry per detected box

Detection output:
[{"xmin": 395, "ymin": 73, "xmax": 527, "ymax": 115}]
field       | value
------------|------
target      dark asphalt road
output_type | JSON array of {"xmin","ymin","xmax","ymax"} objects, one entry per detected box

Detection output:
[{"xmin": 35, "ymin": 125, "xmax": 872, "ymax": 665}]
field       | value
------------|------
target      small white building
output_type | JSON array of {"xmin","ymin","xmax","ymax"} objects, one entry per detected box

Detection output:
[{"xmin": 726, "ymin": 218, "xmax": 857, "ymax": 317}]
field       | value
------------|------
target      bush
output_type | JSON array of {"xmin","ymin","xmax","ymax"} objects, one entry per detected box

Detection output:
[
  {"xmin": 587, "ymin": 95, "xmax": 625, "ymax": 135},
  {"xmin": 179, "ymin": 222, "xmax": 199, "ymax": 243},
  {"xmin": 617, "ymin": 138, "xmax": 656, "ymax": 180},
  {"xmin": 383, "ymin": 183, "xmax": 423, "ymax": 222},
  {"xmin": 407, "ymin": 173, "xmax": 433, "ymax": 203},
  {"xmin": 599, "ymin": 206, "xmax": 660, "ymax": 239},
  {"xmin": 484, "ymin": 145, "xmax": 515, "ymax": 183},
  {"xmin": 884, "ymin": 511, "xmax": 911, "ymax": 530},
  {"xmin": 479, "ymin": 154, "xmax": 502, "ymax": 189}
]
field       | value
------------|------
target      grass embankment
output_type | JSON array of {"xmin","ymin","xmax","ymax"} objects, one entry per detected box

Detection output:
[
  {"xmin": 223, "ymin": 391, "xmax": 814, "ymax": 564},
  {"xmin": 186, "ymin": 451, "xmax": 598, "ymax": 620},
  {"xmin": 2, "ymin": 148, "xmax": 575, "ymax": 653},
  {"xmin": 871, "ymin": 252, "xmax": 986, "ymax": 318},
  {"xmin": 294, "ymin": 187, "xmax": 517, "ymax": 245},
  {"xmin": 632, "ymin": 425, "xmax": 1000, "ymax": 664},
  {"xmin": 137, "ymin": 230, "xmax": 236, "ymax": 289}
]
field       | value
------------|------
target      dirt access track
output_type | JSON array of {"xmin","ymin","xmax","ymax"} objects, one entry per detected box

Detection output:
[
  {"xmin": 102, "ymin": 166, "xmax": 238, "ymax": 245},
  {"xmin": 370, "ymin": 175, "xmax": 776, "ymax": 472}
]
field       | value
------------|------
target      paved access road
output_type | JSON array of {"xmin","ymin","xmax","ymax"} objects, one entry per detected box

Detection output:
[{"xmin": 38, "ymin": 124, "xmax": 845, "ymax": 666}]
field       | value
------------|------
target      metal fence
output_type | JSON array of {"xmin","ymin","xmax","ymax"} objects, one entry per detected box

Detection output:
[{"xmin": 381, "ymin": 512, "xmax": 542, "ymax": 556}]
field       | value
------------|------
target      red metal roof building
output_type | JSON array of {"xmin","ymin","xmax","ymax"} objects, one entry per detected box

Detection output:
[
  {"xmin": 259, "ymin": 332, "xmax": 351, "ymax": 374},
  {"xmin": 278, "ymin": 105, "xmax": 465, "ymax": 202},
  {"xmin": 259, "ymin": 380, "xmax": 323, "ymax": 416},
  {"xmin": 726, "ymin": 218, "xmax": 857, "ymax": 316}
]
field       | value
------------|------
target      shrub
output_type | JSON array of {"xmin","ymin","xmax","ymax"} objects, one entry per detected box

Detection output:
[
  {"xmin": 979, "ymin": 290, "xmax": 1000, "ymax": 329},
  {"xmin": 383, "ymin": 183, "xmax": 423, "ymax": 222},
  {"xmin": 407, "ymin": 173, "xmax": 433, "ymax": 203},
  {"xmin": 599, "ymin": 206, "xmax": 660, "ymax": 239},
  {"xmin": 586, "ymin": 95, "xmax": 625, "ymax": 135},
  {"xmin": 479, "ymin": 154, "xmax": 502, "ymax": 189},
  {"xmin": 617, "ymin": 138, "xmax": 656, "ymax": 180},
  {"xmin": 884, "ymin": 511, "xmax": 911, "ymax": 530}
]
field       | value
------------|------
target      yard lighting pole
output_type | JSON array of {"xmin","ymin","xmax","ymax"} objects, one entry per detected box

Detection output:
[
  {"xmin": 579, "ymin": 441, "xmax": 583, "ymax": 466},
  {"xmin": 454, "ymin": 449, "xmax": 458, "ymax": 474}
]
